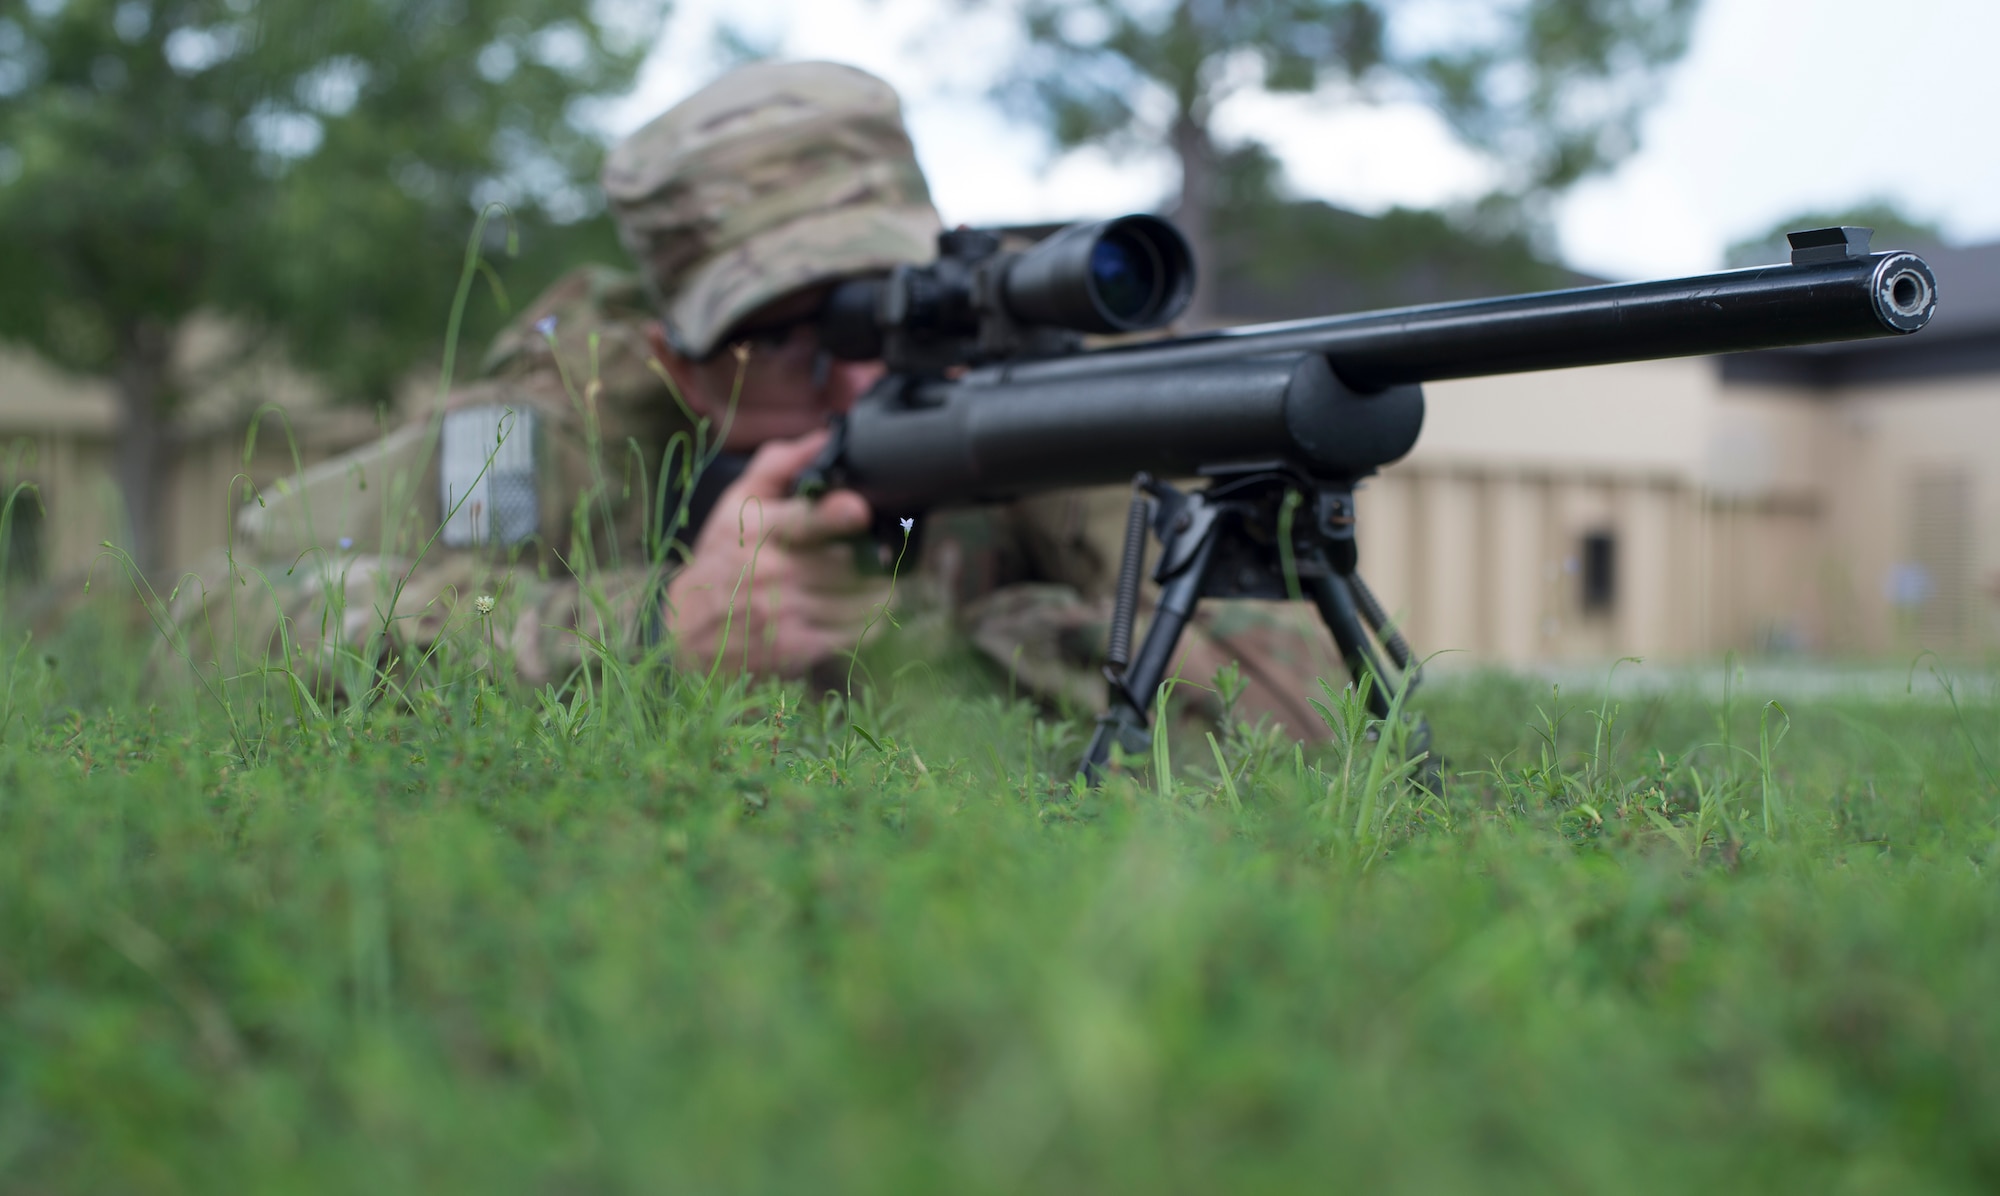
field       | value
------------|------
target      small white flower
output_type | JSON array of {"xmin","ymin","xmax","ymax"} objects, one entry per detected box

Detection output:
[
  {"xmin": 899, "ymin": 517, "xmax": 914, "ymax": 534},
  {"xmin": 474, "ymin": 594, "xmax": 495, "ymax": 616}
]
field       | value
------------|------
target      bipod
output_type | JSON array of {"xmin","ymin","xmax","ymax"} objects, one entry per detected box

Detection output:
[{"xmin": 1078, "ymin": 466, "xmax": 1425, "ymax": 784}]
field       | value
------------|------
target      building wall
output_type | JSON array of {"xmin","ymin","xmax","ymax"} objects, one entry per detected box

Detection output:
[
  {"xmin": 0, "ymin": 348, "xmax": 123, "ymax": 581},
  {"xmin": 1819, "ymin": 375, "xmax": 2000, "ymax": 656},
  {"xmin": 1359, "ymin": 359, "xmax": 1718, "ymax": 664},
  {"xmin": 1356, "ymin": 465, "xmax": 1706, "ymax": 666},
  {"xmin": 0, "ymin": 342, "xmax": 378, "ymax": 589},
  {"xmin": 1342, "ymin": 352, "xmax": 2000, "ymax": 664}
]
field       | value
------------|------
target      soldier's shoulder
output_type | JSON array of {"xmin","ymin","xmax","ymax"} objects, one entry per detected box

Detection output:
[
  {"xmin": 479, "ymin": 264, "xmax": 671, "ymax": 411},
  {"xmin": 481, "ymin": 264, "xmax": 651, "ymax": 372}
]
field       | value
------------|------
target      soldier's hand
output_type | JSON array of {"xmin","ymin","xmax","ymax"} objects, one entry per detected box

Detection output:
[{"xmin": 663, "ymin": 429, "xmax": 893, "ymax": 678}]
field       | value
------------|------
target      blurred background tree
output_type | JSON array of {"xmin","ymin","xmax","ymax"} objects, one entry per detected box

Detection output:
[
  {"xmin": 1204, "ymin": 139, "xmax": 1588, "ymax": 319},
  {"xmin": 985, "ymin": 0, "xmax": 1701, "ymax": 320},
  {"xmin": 1724, "ymin": 200, "xmax": 1946, "ymax": 268},
  {"xmin": 0, "ymin": 0, "xmax": 668, "ymax": 573}
]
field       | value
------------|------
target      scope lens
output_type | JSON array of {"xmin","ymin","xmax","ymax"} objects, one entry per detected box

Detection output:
[
  {"xmin": 1090, "ymin": 229, "xmax": 1163, "ymax": 323},
  {"xmin": 998, "ymin": 213, "xmax": 1192, "ymax": 334}
]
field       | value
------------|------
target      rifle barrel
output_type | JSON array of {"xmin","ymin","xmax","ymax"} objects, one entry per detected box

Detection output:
[{"xmin": 994, "ymin": 252, "xmax": 1937, "ymax": 392}]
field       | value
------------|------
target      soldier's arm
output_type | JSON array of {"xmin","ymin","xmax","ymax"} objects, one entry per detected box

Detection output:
[
  {"xmin": 161, "ymin": 267, "xmax": 649, "ymax": 691},
  {"xmin": 166, "ymin": 265, "xmax": 894, "ymax": 693}
]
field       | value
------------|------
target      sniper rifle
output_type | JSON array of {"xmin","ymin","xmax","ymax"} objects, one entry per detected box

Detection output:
[{"xmin": 768, "ymin": 218, "xmax": 1938, "ymax": 780}]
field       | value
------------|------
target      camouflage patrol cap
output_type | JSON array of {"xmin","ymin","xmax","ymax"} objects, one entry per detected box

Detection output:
[{"xmin": 602, "ymin": 60, "xmax": 942, "ymax": 359}]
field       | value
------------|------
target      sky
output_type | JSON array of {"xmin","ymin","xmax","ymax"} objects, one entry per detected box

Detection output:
[{"xmin": 599, "ymin": 0, "xmax": 2000, "ymax": 281}]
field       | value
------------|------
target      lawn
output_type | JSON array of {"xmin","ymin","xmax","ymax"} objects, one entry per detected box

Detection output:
[{"xmin": 3, "ymin": 608, "xmax": 1998, "ymax": 1194}]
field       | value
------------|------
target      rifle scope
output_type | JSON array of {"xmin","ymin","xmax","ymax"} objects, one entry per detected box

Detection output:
[{"xmin": 819, "ymin": 215, "xmax": 1194, "ymax": 363}]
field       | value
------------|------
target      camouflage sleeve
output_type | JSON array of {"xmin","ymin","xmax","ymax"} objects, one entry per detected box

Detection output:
[
  {"xmin": 157, "ymin": 549, "xmax": 669, "ymax": 698},
  {"xmin": 156, "ymin": 264, "xmax": 696, "ymax": 697}
]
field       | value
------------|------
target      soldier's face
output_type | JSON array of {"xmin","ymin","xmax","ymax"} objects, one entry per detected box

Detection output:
[{"xmin": 650, "ymin": 292, "xmax": 884, "ymax": 452}]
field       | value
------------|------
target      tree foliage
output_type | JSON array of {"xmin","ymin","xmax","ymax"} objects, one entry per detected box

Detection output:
[
  {"xmin": 1208, "ymin": 142, "xmax": 1585, "ymax": 319},
  {"xmin": 988, "ymin": 0, "xmax": 1701, "ymax": 315},
  {"xmin": 1004, "ymin": 0, "xmax": 1386, "ymax": 153},
  {"xmin": 1724, "ymin": 200, "xmax": 1945, "ymax": 269},
  {"xmin": 0, "ymin": 0, "xmax": 665, "ymax": 568}
]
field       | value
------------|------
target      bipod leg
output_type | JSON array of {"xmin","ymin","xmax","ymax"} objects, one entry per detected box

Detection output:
[
  {"xmin": 1305, "ymin": 571, "xmax": 1396, "ymax": 719},
  {"xmin": 1309, "ymin": 567, "xmax": 1439, "ymax": 790},
  {"xmin": 1349, "ymin": 571, "xmax": 1419, "ymax": 691},
  {"xmin": 1079, "ymin": 504, "xmax": 1223, "ymax": 784}
]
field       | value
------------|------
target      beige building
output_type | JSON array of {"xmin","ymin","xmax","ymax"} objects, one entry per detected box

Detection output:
[
  {"xmin": 0, "ymin": 319, "xmax": 380, "ymax": 602},
  {"xmin": 1, "ymin": 244, "xmax": 1994, "ymax": 665},
  {"xmin": 1355, "ymin": 240, "xmax": 2000, "ymax": 664}
]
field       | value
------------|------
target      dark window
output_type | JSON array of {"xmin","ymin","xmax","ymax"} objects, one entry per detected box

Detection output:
[
  {"xmin": 2, "ymin": 493, "xmax": 42, "ymax": 584},
  {"xmin": 1580, "ymin": 529, "xmax": 1616, "ymax": 615}
]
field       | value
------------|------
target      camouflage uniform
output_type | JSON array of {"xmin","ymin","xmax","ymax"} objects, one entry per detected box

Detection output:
[
  {"xmin": 167, "ymin": 266, "xmax": 686, "ymax": 693},
  {"xmin": 167, "ymin": 61, "xmax": 1348, "ymax": 734}
]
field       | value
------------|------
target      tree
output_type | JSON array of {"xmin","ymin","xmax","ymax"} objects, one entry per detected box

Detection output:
[
  {"xmin": 1724, "ymin": 200, "xmax": 1945, "ymax": 269},
  {"xmin": 990, "ymin": 0, "xmax": 1701, "ymax": 321},
  {"xmin": 1206, "ymin": 140, "xmax": 1585, "ymax": 319},
  {"xmin": 0, "ymin": 0, "xmax": 667, "ymax": 573}
]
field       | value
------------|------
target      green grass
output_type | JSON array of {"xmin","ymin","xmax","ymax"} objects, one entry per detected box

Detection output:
[{"xmin": 3, "ymin": 601, "xmax": 2000, "ymax": 1194}]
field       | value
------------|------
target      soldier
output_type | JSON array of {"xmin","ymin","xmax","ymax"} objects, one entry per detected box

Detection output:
[{"xmin": 174, "ymin": 59, "xmax": 1347, "ymax": 733}]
